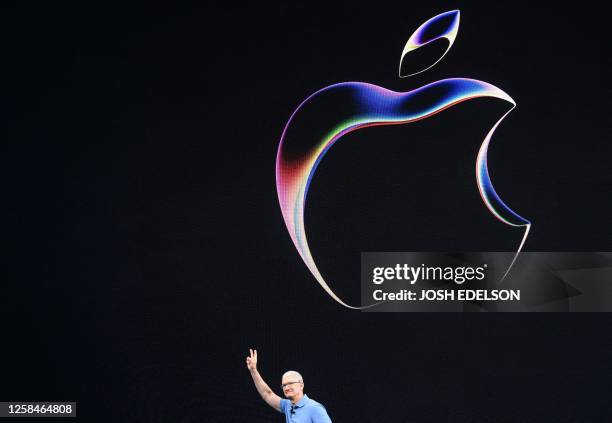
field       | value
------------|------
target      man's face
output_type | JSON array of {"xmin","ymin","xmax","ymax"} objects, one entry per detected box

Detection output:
[{"xmin": 281, "ymin": 376, "xmax": 304, "ymax": 399}]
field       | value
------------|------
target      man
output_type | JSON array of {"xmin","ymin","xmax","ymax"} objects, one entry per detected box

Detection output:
[{"xmin": 246, "ymin": 348, "xmax": 332, "ymax": 422}]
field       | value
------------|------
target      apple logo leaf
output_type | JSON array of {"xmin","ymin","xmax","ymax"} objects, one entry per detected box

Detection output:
[{"xmin": 399, "ymin": 10, "xmax": 460, "ymax": 77}]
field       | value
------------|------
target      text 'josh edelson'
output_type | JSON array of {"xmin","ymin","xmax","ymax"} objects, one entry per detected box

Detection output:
[{"xmin": 369, "ymin": 263, "xmax": 521, "ymax": 303}]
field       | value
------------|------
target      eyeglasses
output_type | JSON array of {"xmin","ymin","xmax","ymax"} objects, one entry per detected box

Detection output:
[{"xmin": 281, "ymin": 381, "xmax": 302, "ymax": 389}]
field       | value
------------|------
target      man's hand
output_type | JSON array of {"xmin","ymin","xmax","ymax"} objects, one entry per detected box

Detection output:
[{"xmin": 246, "ymin": 348, "xmax": 258, "ymax": 371}]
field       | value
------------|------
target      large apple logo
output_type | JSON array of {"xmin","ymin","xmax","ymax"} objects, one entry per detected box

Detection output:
[{"xmin": 276, "ymin": 10, "xmax": 531, "ymax": 309}]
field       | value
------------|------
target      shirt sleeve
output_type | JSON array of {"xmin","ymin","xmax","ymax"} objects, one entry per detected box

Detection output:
[
  {"xmin": 311, "ymin": 404, "xmax": 332, "ymax": 423},
  {"xmin": 279, "ymin": 398, "xmax": 290, "ymax": 415}
]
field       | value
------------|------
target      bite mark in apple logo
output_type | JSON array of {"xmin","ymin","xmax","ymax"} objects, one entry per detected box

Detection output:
[{"xmin": 275, "ymin": 10, "xmax": 531, "ymax": 309}]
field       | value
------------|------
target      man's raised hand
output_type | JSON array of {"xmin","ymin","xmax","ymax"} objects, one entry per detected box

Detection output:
[{"xmin": 246, "ymin": 348, "xmax": 258, "ymax": 371}]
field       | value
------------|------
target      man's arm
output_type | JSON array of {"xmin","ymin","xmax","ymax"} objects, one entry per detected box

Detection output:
[{"xmin": 246, "ymin": 349, "xmax": 282, "ymax": 412}]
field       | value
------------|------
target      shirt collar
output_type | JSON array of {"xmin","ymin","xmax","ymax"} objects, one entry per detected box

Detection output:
[{"xmin": 293, "ymin": 394, "xmax": 309, "ymax": 408}]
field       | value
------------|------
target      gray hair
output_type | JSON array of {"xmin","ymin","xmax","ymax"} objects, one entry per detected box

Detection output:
[{"xmin": 282, "ymin": 370, "xmax": 303, "ymax": 382}]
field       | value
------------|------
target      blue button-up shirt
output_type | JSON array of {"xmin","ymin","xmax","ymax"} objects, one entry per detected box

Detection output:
[{"xmin": 280, "ymin": 394, "xmax": 332, "ymax": 423}]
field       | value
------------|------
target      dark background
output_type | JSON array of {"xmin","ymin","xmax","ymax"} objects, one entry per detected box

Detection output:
[{"xmin": 3, "ymin": 1, "xmax": 611, "ymax": 422}]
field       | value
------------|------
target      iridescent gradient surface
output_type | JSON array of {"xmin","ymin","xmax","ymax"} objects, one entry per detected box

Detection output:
[
  {"xmin": 399, "ymin": 9, "xmax": 460, "ymax": 77},
  {"xmin": 276, "ymin": 11, "xmax": 530, "ymax": 308}
]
